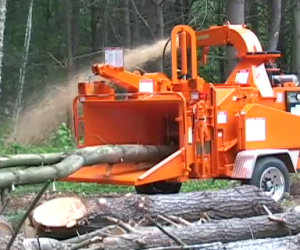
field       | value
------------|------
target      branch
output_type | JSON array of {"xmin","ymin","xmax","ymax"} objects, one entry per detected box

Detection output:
[
  {"xmin": 108, "ymin": 13, "xmax": 124, "ymax": 46},
  {"xmin": 47, "ymin": 52, "xmax": 65, "ymax": 68},
  {"xmin": 146, "ymin": 216, "xmax": 186, "ymax": 247},
  {"xmin": 130, "ymin": 0, "xmax": 156, "ymax": 40},
  {"xmin": 6, "ymin": 181, "xmax": 50, "ymax": 250}
]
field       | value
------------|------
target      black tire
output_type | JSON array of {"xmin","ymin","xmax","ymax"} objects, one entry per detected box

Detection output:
[
  {"xmin": 135, "ymin": 181, "xmax": 182, "ymax": 195},
  {"xmin": 250, "ymin": 157, "xmax": 290, "ymax": 201}
]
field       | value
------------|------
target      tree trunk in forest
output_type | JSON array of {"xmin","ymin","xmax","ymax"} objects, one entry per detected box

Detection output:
[
  {"xmin": 130, "ymin": 0, "xmax": 156, "ymax": 40},
  {"xmin": 124, "ymin": 0, "xmax": 131, "ymax": 48},
  {"xmin": 292, "ymin": 1, "xmax": 300, "ymax": 80},
  {"xmin": 65, "ymin": 0, "xmax": 79, "ymax": 77},
  {"xmin": 13, "ymin": 0, "xmax": 33, "ymax": 133},
  {"xmin": 131, "ymin": 1, "xmax": 140, "ymax": 47},
  {"xmin": 247, "ymin": 0, "xmax": 258, "ymax": 33},
  {"xmin": 31, "ymin": 186, "xmax": 282, "ymax": 235},
  {"xmin": 277, "ymin": 0, "xmax": 288, "ymax": 71},
  {"xmin": 102, "ymin": 211, "xmax": 300, "ymax": 249},
  {"xmin": 153, "ymin": 0, "xmax": 164, "ymax": 71},
  {"xmin": 102, "ymin": 0, "xmax": 108, "ymax": 48},
  {"xmin": 90, "ymin": 3, "xmax": 98, "ymax": 52},
  {"xmin": 266, "ymin": 0, "xmax": 282, "ymax": 51},
  {"xmin": 0, "ymin": 0, "xmax": 6, "ymax": 102},
  {"xmin": 65, "ymin": 0, "xmax": 73, "ymax": 76},
  {"xmin": 225, "ymin": 0, "xmax": 244, "ymax": 78}
]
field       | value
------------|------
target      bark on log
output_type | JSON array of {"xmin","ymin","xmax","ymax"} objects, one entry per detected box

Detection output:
[
  {"xmin": 80, "ymin": 186, "xmax": 282, "ymax": 225},
  {"xmin": 23, "ymin": 237, "xmax": 70, "ymax": 250},
  {"xmin": 0, "ymin": 215, "xmax": 13, "ymax": 235},
  {"xmin": 0, "ymin": 145, "xmax": 174, "ymax": 189},
  {"xmin": 31, "ymin": 186, "xmax": 282, "ymax": 237},
  {"xmin": 0, "ymin": 233, "xmax": 24, "ymax": 250},
  {"xmin": 147, "ymin": 233, "xmax": 300, "ymax": 250},
  {"xmin": 290, "ymin": 178, "xmax": 300, "ymax": 196},
  {"xmin": 0, "ymin": 154, "xmax": 85, "ymax": 189},
  {"xmin": 102, "ymin": 211, "xmax": 300, "ymax": 249},
  {"xmin": 0, "ymin": 153, "xmax": 65, "ymax": 169}
]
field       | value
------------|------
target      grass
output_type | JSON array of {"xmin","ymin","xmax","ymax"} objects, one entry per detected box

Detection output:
[{"xmin": 9, "ymin": 179, "xmax": 234, "ymax": 197}]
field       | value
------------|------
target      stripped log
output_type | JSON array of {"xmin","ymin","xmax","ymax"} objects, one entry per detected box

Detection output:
[
  {"xmin": 102, "ymin": 211, "xmax": 300, "ymax": 249},
  {"xmin": 0, "ymin": 145, "xmax": 174, "ymax": 189}
]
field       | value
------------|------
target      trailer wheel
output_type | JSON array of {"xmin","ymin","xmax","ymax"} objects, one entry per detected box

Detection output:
[
  {"xmin": 135, "ymin": 181, "xmax": 182, "ymax": 195},
  {"xmin": 250, "ymin": 157, "xmax": 290, "ymax": 201}
]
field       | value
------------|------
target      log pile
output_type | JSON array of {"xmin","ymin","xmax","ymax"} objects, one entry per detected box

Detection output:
[{"xmin": 3, "ymin": 185, "xmax": 300, "ymax": 250}]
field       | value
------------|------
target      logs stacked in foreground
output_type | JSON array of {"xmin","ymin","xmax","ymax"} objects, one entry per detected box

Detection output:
[{"xmin": 16, "ymin": 185, "xmax": 300, "ymax": 250}]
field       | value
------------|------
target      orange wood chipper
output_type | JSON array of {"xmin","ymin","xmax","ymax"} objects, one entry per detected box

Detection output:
[{"xmin": 66, "ymin": 24, "xmax": 300, "ymax": 201}]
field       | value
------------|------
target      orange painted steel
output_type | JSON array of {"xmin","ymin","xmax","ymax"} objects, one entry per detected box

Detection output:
[{"xmin": 65, "ymin": 24, "xmax": 300, "ymax": 187}]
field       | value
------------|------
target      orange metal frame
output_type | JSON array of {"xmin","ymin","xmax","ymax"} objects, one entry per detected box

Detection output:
[{"xmin": 65, "ymin": 24, "xmax": 300, "ymax": 186}]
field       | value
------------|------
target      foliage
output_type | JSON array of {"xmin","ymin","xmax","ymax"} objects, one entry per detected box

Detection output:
[
  {"xmin": 0, "ymin": 122, "xmax": 74, "ymax": 154},
  {"xmin": 48, "ymin": 122, "xmax": 74, "ymax": 150}
]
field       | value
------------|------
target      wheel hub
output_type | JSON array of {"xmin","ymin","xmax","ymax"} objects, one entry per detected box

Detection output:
[{"xmin": 259, "ymin": 167, "xmax": 285, "ymax": 201}]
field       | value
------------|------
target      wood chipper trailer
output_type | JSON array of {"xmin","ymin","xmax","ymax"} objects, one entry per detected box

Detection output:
[{"xmin": 66, "ymin": 24, "xmax": 300, "ymax": 201}]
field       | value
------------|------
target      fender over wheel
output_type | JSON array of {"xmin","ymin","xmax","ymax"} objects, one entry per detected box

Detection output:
[
  {"xmin": 249, "ymin": 157, "xmax": 290, "ymax": 201},
  {"xmin": 135, "ymin": 181, "xmax": 182, "ymax": 195}
]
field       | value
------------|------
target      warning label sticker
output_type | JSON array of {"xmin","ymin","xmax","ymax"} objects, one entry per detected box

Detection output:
[{"xmin": 246, "ymin": 118, "xmax": 266, "ymax": 142}]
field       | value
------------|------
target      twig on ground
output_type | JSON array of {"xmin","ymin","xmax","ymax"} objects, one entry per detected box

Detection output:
[
  {"xmin": 105, "ymin": 216, "xmax": 136, "ymax": 233},
  {"xmin": 156, "ymin": 214, "xmax": 180, "ymax": 227},
  {"xmin": 165, "ymin": 215, "xmax": 191, "ymax": 226},
  {"xmin": 146, "ymin": 216, "xmax": 186, "ymax": 247}
]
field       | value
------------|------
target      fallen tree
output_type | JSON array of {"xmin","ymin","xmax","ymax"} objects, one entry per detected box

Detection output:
[
  {"xmin": 0, "ymin": 144, "xmax": 174, "ymax": 189},
  {"xmin": 132, "ymin": 233, "xmax": 300, "ymax": 250},
  {"xmin": 20, "ymin": 213, "xmax": 300, "ymax": 250},
  {"xmin": 30, "ymin": 186, "xmax": 282, "ymax": 237},
  {"xmin": 101, "ymin": 211, "xmax": 300, "ymax": 249}
]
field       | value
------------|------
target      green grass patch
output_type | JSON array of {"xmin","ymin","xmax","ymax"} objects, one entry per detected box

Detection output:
[
  {"xmin": 10, "ymin": 179, "xmax": 234, "ymax": 197},
  {"xmin": 181, "ymin": 179, "xmax": 234, "ymax": 192}
]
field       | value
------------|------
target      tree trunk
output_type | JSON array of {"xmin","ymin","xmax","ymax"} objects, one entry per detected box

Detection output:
[
  {"xmin": 79, "ymin": 185, "xmax": 281, "ymax": 224},
  {"xmin": 13, "ymin": 0, "xmax": 34, "ymax": 133},
  {"xmin": 154, "ymin": 0, "xmax": 164, "ymax": 71},
  {"xmin": 0, "ymin": 0, "xmax": 6, "ymax": 102},
  {"xmin": 90, "ymin": 2, "xmax": 98, "ymax": 52},
  {"xmin": 102, "ymin": 0, "xmax": 108, "ymax": 48},
  {"xmin": 131, "ymin": 1, "xmax": 140, "ymax": 47},
  {"xmin": 292, "ymin": 1, "xmax": 300, "ymax": 80},
  {"xmin": 137, "ymin": 233, "xmax": 300, "ymax": 250},
  {"xmin": 102, "ymin": 211, "xmax": 300, "ymax": 249},
  {"xmin": 266, "ymin": 0, "xmax": 282, "ymax": 51},
  {"xmin": 31, "ymin": 186, "xmax": 282, "ymax": 235},
  {"xmin": 225, "ymin": 0, "xmax": 245, "ymax": 78},
  {"xmin": 64, "ymin": 0, "xmax": 79, "ymax": 78},
  {"xmin": 124, "ymin": 0, "xmax": 131, "ymax": 48},
  {"xmin": 0, "ymin": 145, "xmax": 174, "ymax": 189},
  {"xmin": 21, "ymin": 232, "xmax": 300, "ymax": 250}
]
